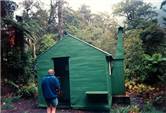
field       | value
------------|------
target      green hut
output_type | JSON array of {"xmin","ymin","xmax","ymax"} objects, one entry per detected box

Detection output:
[{"xmin": 36, "ymin": 27, "xmax": 125, "ymax": 110}]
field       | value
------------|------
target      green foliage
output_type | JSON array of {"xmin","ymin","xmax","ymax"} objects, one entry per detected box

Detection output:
[
  {"xmin": 1, "ymin": 103, "xmax": 15, "ymax": 110},
  {"xmin": 23, "ymin": 51, "xmax": 36, "ymax": 82},
  {"xmin": 36, "ymin": 33, "xmax": 56, "ymax": 55},
  {"xmin": 1, "ymin": 96, "xmax": 20, "ymax": 103},
  {"xmin": 5, "ymin": 49, "xmax": 35, "ymax": 84},
  {"xmin": 111, "ymin": 105, "xmax": 140, "ymax": 113},
  {"xmin": 153, "ymin": 91, "xmax": 166, "ymax": 112},
  {"xmin": 141, "ymin": 53, "xmax": 166, "ymax": 83},
  {"xmin": 114, "ymin": 0, "xmax": 165, "ymax": 84},
  {"xmin": 140, "ymin": 24, "xmax": 166, "ymax": 55},
  {"xmin": 111, "ymin": 104, "xmax": 163, "ymax": 113},
  {"xmin": 23, "ymin": 19, "xmax": 43, "ymax": 38},
  {"xmin": 5, "ymin": 78, "xmax": 18, "ymax": 87},
  {"xmin": 3, "ymin": 78, "xmax": 38, "ymax": 98},
  {"xmin": 111, "ymin": 106, "xmax": 130, "ymax": 113},
  {"xmin": 143, "ymin": 102, "xmax": 154, "ymax": 112},
  {"xmin": 125, "ymin": 27, "xmax": 166, "ymax": 84},
  {"xmin": 113, "ymin": 0, "xmax": 157, "ymax": 29},
  {"xmin": 64, "ymin": 7, "xmax": 117, "ymax": 54},
  {"xmin": 17, "ymin": 82, "xmax": 38, "ymax": 98},
  {"xmin": 124, "ymin": 29, "xmax": 144, "ymax": 80},
  {"xmin": 1, "ymin": 96, "xmax": 20, "ymax": 110},
  {"xmin": 1, "ymin": 17, "xmax": 37, "ymax": 84},
  {"xmin": 129, "ymin": 105, "xmax": 140, "ymax": 113},
  {"xmin": 2, "ymin": 48, "xmax": 33, "ymax": 84},
  {"xmin": 142, "ymin": 102, "xmax": 164, "ymax": 113}
]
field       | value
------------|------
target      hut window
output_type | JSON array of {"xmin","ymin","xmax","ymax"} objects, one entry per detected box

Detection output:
[{"xmin": 108, "ymin": 61, "xmax": 112, "ymax": 75}]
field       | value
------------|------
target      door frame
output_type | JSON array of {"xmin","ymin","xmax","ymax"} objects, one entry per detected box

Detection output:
[{"xmin": 52, "ymin": 56, "xmax": 70, "ymax": 107}]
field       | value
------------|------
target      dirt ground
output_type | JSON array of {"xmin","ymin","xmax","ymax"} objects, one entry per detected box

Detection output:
[{"xmin": 1, "ymin": 98, "xmax": 108, "ymax": 113}]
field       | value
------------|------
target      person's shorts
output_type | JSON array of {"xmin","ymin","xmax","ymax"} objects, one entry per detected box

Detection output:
[{"xmin": 45, "ymin": 98, "xmax": 58, "ymax": 107}]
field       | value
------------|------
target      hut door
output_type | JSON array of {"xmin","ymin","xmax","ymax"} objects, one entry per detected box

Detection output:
[{"xmin": 53, "ymin": 57, "xmax": 70, "ymax": 107}]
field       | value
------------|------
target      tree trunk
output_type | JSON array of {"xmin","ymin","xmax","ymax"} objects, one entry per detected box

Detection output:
[{"xmin": 57, "ymin": 0, "xmax": 64, "ymax": 39}]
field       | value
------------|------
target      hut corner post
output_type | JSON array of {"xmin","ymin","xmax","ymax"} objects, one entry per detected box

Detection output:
[{"xmin": 111, "ymin": 27, "xmax": 125, "ymax": 95}]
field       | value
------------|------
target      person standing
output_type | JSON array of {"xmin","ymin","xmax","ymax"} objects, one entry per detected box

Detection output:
[{"xmin": 41, "ymin": 69, "xmax": 60, "ymax": 113}]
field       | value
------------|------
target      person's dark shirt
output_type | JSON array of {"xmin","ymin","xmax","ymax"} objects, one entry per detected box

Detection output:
[{"xmin": 41, "ymin": 74, "xmax": 60, "ymax": 99}]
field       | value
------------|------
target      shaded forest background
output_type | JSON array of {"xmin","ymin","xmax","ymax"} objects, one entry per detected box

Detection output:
[{"xmin": 1, "ymin": 0, "xmax": 166, "ymax": 112}]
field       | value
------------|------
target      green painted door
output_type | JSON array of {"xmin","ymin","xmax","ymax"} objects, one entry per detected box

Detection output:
[{"xmin": 53, "ymin": 57, "xmax": 70, "ymax": 107}]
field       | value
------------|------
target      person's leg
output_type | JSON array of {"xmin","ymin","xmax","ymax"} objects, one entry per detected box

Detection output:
[
  {"xmin": 51, "ymin": 107, "xmax": 56, "ymax": 113},
  {"xmin": 47, "ymin": 107, "xmax": 51, "ymax": 113},
  {"xmin": 50, "ymin": 98, "xmax": 58, "ymax": 113},
  {"xmin": 46, "ymin": 99, "xmax": 52, "ymax": 113}
]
